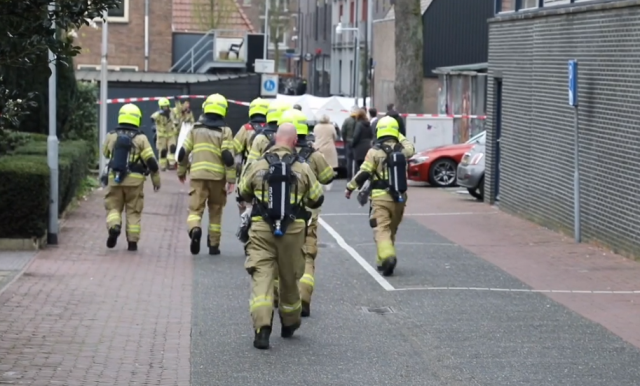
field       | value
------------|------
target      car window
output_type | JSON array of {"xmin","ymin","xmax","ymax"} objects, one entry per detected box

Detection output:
[{"xmin": 466, "ymin": 131, "xmax": 486, "ymax": 145}]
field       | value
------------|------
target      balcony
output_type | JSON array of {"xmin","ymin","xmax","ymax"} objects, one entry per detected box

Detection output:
[
  {"xmin": 171, "ymin": 29, "xmax": 249, "ymax": 74},
  {"xmin": 330, "ymin": 23, "xmax": 365, "ymax": 49}
]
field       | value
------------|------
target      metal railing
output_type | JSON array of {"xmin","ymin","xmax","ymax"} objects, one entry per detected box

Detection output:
[{"xmin": 170, "ymin": 29, "xmax": 248, "ymax": 73}]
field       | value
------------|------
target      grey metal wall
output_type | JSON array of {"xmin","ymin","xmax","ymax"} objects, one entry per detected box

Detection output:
[
  {"xmin": 99, "ymin": 76, "xmax": 258, "ymax": 153},
  {"xmin": 485, "ymin": 1, "xmax": 640, "ymax": 257},
  {"xmin": 423, "ymin": 0, "xmax": 493, "ymax": 77}
]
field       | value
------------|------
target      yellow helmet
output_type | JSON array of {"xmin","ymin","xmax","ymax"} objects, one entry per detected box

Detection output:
[
  {"xmin": 118, "ymin": 103, "xmax": 142, "ymax": 127},
  {"xmin": 249, "ymin": 97, "xmax": 270, "ymax": 118},
  {"xmin": 158, "ymin": 98, "xmax": 170, "ymax": 108},
  {"xmin": 376, "ymin": 116, "xmax": 400, "ymax": 139},
  {"xmin": 266, "ymin": 100, "xmax": 292, "ymax": 123},
  {"xmin": 203, "ymin": 93, "xmax": 228, "ymax": 117},
  {"xmin": 278, "ymin": 109, "xmax": 309, "ymax": 136}
]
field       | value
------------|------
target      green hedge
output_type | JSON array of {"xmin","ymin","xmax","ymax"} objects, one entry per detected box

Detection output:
[
  {"xmin": 0, "ymin": 140, "xmax": 91, "ymax": 238},
  {"xmin": 0, "ymin": 156, "xmax": 50, "ymax": 238}
]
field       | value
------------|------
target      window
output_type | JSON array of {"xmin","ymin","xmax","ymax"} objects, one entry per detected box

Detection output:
[
  {"xmin": 260, "ymin": 16, "xmax": 289, "ymax": 48},
  {"xmin": 323, "ymin": 4, "xmax": 328, "ymax": 40},
  {"xmin": 314, "ymin": 6, "xmax": 319, "ymax": 40},
  {"xmin": 108, "ymin": 0, "xmax": 129, "ymax": 22},
  {"xmin": 521, "ymin": 0, "xmax": 538, "ymax": 8},
  {"xmin": 339, "ymin": 4, "xmax": 343, "ymax": 21},
  {"xmin": 349, "ymin": 1, "xmax": 354, "ymax": 23}
]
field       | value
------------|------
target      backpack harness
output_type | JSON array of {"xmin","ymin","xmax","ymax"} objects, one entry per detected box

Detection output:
[
  {"xmin": 370, "ymin": 142, "xmax": 408, "ymax": 203},
  {"xmin": 109, "ymin": 129, "xmax": 148, "ymax": 184}
]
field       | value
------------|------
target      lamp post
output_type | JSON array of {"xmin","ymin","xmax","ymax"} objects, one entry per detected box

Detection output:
[
  {"xmin": 335, "ymin": 22, "xmax": 360, "ymax": 106},
  {"xmin": 47, "ymin": 1, "xmax": 59, "ymax": 245},
  {"xmin": 99, "ymin": 10, "xmax": 109, "ymax": 174}
]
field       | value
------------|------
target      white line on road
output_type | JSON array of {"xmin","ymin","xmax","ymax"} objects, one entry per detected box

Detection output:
[
  {"xmin": 390, "ymin": 287, "xmax": 640, "ymax": 294},
  {"xmin": 318, "ymin": 217, "xmax": 395, "ymax": 291},
  {"xmin": 320, "ymin": 212, "xmax": 497, "ymax": 217}
]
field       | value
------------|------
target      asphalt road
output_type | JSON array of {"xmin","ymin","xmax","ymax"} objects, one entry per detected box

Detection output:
[{"xmin": 191, "ymin": 180, "xmax": 640, "ymax": 386}]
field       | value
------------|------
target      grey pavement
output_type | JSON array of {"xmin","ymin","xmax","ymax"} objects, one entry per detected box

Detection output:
[
  {"xmin": 0, "ymin": 251, "xmax": 35, "ymax": 294},
  {"xmin": 191, "ymin": 180, "xmax": 640, "ymax": 386}
]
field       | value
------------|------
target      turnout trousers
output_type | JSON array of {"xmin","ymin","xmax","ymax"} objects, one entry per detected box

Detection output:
[
  {"xmin": 245, "ymin": 227, "xmax": 305, "ymax": 330},
  {"xmin": 156, "ymin": 135, "xmax": 176, "ymax": 170},
  {"xmin": 104, "ymin": 184, "xmax": 144, "ymax": 242},
  {"xmin": 187, "ymin": 179, "xmax": 227, "ymax": 247},
  {"xmin": 370, "ymin": 199, "xmax": 406, "ymax": 266}
]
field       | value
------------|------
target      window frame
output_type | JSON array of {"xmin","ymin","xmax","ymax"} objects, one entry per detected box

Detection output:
[
  {"xmin": 92, "ymin": 0, "xmax": 130, "ymax": 23},
  {"xmin": 495, "ymin": 0, "xmax": 595, "ymax": 14}
]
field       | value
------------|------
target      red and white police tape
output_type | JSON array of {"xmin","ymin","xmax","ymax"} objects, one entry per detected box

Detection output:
[{"xmin": 96, "ymin": 94, "xmax": 486, "ymax": 120}]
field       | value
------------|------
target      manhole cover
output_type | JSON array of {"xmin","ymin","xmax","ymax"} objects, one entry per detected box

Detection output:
[{"xmin": 361, "ymin": 306, "xmax": 395, "ymax": 315}]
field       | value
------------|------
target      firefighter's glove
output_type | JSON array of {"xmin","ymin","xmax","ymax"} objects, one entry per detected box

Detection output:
[{"xmin": 151, "ymin": 173, "xmax": 161, "ymax": 192}]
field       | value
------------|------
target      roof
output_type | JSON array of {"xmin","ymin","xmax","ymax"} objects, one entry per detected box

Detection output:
[
  {"xmin": 433, "ymin": 62, "xmax": 488, "ymax": 75},
  {"xmin": 382, "ymin": 0, "xmax": 433, "ymax": 20},
  {"xmin": 172, "ymin": 0, "xmax": 254, "ymax": 33},
  {"xmin": 75, "ymin": 70, "xmax": 255, "ymax": 84}
]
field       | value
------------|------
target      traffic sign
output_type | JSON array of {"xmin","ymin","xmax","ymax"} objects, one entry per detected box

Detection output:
[
  {"xmin": 568, "ymin": 60, "xmax": 578, "ymax": 107},
  {"xmin": 260, "ymin": 74, "xmax": 279, "ymax": 97}
]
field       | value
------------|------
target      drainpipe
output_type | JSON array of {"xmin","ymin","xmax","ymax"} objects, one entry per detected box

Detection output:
[{"xmin": 144, "ymin": 0, "xmax": 149, "ymax": 71}]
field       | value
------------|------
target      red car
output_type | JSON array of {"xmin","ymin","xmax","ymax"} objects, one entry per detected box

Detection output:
[{"xmin": 408, "ymin": 131, "xmax": 486, "ymax": 187}]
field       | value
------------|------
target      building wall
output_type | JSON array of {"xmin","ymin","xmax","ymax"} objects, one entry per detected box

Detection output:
[
  {"xmin": 74, "ymin": 0, "xmax": 173, "ymax": 72},
  {"xmin": 372, "ymin": 19, "xmax": 439, "ymax": 114},
  {"xmin": 422, "ymin": 0, "xmax": 493, "ymax": 77},
  {"xmin": 485, "ymin": 0, "xmax": 640, "ymax": 257}
]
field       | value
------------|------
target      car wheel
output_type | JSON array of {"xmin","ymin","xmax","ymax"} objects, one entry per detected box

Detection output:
[
  {"xmin": 467, "ymin": 188, "xmax": 482, "ymax": 200},
  {"xmin": 428, "ymin": 159, "xmax": 458, "ymax": 188},
  {"xmin": 478, "ymin": 177, "xmax": 485, "ymax": 200}
]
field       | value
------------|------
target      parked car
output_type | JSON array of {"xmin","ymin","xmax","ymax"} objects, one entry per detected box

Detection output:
[
  {"xmin": 307, "ymin": 120, "xmax": 347, "ymax": 178},
  {"xmin": 408, "ymin": 131, "xmax": 486, "ymax": 187},
  {"xmin": 457, "ymin": 143, "xmax": 485, "ymax": 200}
]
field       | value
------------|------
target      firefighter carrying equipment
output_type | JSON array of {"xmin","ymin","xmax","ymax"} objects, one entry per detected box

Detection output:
[
  {"xmin": 278, "ymin": 109, "xmax": 309, "ymax": 136},
  {"xmin": 249, "ymin": 97, "xmax": 270, "ymax": 119},
  {"xmin": 259, "ymin": 152, "xmax": 304, "ymax": 237},
  {"xmin": 371, "ymin": 143, "xmax": 408, "ymax": 203},
  {"xmin": 247, "ymin": 100, "xmax": 293, "ymax": 154}
]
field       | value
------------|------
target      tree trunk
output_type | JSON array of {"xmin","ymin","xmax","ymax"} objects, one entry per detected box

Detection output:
[{"xmin": 393, "ymin": 0, "xmax": 424, "ymax": 114}]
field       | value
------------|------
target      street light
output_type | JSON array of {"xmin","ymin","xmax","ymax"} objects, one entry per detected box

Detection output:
[{"xmin": 335, "ymin": 22, "xmax": 360, "ymax": 105}]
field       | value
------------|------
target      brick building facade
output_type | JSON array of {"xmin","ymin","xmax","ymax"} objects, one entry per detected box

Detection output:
[
  {"xmin": 485, "ymin": 0, "xmax": 640, "ymax": 257},
  {"xmin": 74, "ymin": 0, "xmax": 173, "ymax": 72}
]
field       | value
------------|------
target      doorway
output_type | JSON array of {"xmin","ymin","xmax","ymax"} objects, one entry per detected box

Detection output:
[{"xmin": 493, "ymin": 78, "xmax": 503, "ymax": 202}]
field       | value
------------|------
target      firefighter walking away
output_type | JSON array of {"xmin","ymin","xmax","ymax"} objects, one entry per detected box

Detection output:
[
  {"xmin": 177, "ymin": 93, "xmax": 236, "ymax": 256},
  {"xmin": 345, "ymin": 116, "xmax": 415, "ymax": 276},
  {"xmin": 238, "ymin": 123, "xmax": 325, "ymax": 350},
  {"xmin": 151, "ymin": 98, "xmax": 177, "ymax": 171},
  {"xmin": 102, "ymin": 103, "xmax": 161, "ymax": 251}
]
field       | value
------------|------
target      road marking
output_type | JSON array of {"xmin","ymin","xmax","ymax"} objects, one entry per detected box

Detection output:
[
  {"xmin": 390, "ymin": 286, "xmax": 640, "ymax": 294},
  {"xmin": 318, "ymin": 218, "xmax": 395, "ymax": 291},
  {"xmin": 320, "ymin": 212, "xmax": 497, "ymax": 217},
  {"xmin": 355, "ymin": 242, "xmax": 457, "ymax": 247}
]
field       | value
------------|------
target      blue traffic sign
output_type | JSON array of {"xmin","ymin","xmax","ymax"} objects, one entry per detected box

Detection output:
[
  {"xmin": 264, "ymin": 79, "xmax": 276, "ymax": 92},
  {"xmin": 568, "ymin": 60, "xmax": 578, "ymax": 107}
]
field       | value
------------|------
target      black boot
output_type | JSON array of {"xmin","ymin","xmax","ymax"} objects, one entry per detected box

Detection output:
[
  {"xmin": 190, "ymin": 227, "xmax": 202, "ymax": 255},
  {"xmin": 209, "ymin": 245, "xmax": 220, "ymax": 255},
  {"xmin": 281, "ymin": 322, "xmax": 301, "ymax": 338},
  {"xmin": 301, "ymin": 301, "xmax": 311, "ymax": 318},
  {"xmin": 127, "ymin": 241, "xmax": 137, "ymax": 251},
  {"xmin": 381, "ymin": 256, "xmax": 397, "ymax": 277},
  {"xmin": 253, "ymin": 326, "xmax": 272, "ymax": 349},
  {"xmin": 106, "ymin": 225, "xmax": 121, "ymax": 249}
]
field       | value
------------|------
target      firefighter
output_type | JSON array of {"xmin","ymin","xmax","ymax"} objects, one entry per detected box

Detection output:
[
  {"xmin": 273, "ymin": 109, "xmax": 335, "ymax": 317},
  {"xmin": 151, "ymin": 98, "xmax": 176, "ymax": 171},
  {"xmin": 177, "ymin": 93, "xmax": 236, "ymax": 256},
  {"xmin": 103, "ymin": 103, "xmax": 161, "ymax": 251},
  {"xmin": 245, "ymin": 100, "xmax": 292, "ymax": 164},
  {"xmin": 238, "ymin": 123, "xmax": 325, "ymax": 350},
  {"xmin": 173, "ymin": 99, "xmax": 195, "ymax": 144},
  {"xmin": 233, "ymin": 97, "xmax": 270, "ymax": 214},
  {"xmin": 344, "ymin": 116, "xmax": 415, "ymax": 276}
]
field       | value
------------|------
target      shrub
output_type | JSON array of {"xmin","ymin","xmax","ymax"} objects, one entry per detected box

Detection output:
[
  {"xmin": 0, "ymin": 130, "xmax": 32, "ymax": 155},
  {"xmin": 64, "ymin": 81, "xmax": 99, "ymax": 159},
  {"xmin": 0, "ymin": 156, "xmax": 50, "ymax": 238},
  {"xmin": 13, "ymin": 140, "xmax": 91, "ymax": 213}
]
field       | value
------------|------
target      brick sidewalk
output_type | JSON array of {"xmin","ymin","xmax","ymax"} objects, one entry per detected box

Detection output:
[
  {"xmin": 408, "ymin": 188, "xmax": 640, "ymax": 349},
  {"xmin": 0, "ymin": 174, "xmax": 192, "ymax": 385}
]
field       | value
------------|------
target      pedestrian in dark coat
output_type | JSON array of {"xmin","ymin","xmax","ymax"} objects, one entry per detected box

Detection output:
[{"xmin": 351, "ymin": 109, "xmax": 374, "ymax": 170}]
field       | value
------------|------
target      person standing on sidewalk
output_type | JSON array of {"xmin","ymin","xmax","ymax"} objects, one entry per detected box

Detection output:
[
  {"xmin": 151, "ymin": 98, "xmax": 176, "ymax": 171},
  {"xmin": 341, "ymin": 106, "xmax": 359, "ymax": 179},
  {"xmin": 351, "ymin": 108, "xmax": 374, "ymax": 170},
  {"xmin": 103, "ymin": 103, "xmax": 161, "ymax": 252},
  {"xmin": 238, "ymin": 123, "xmax": 324, "ymax": 350},
  {"xmin": 345, "ymin": 116, "xmax": 415, "ymax": 276},
  {"xmin": 272, "ymin": 109, "xmax": 334, "ymax": 318},
  {"xmin": 177, "ymin": 93, "xmax": 236, "ymax": 256}
]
